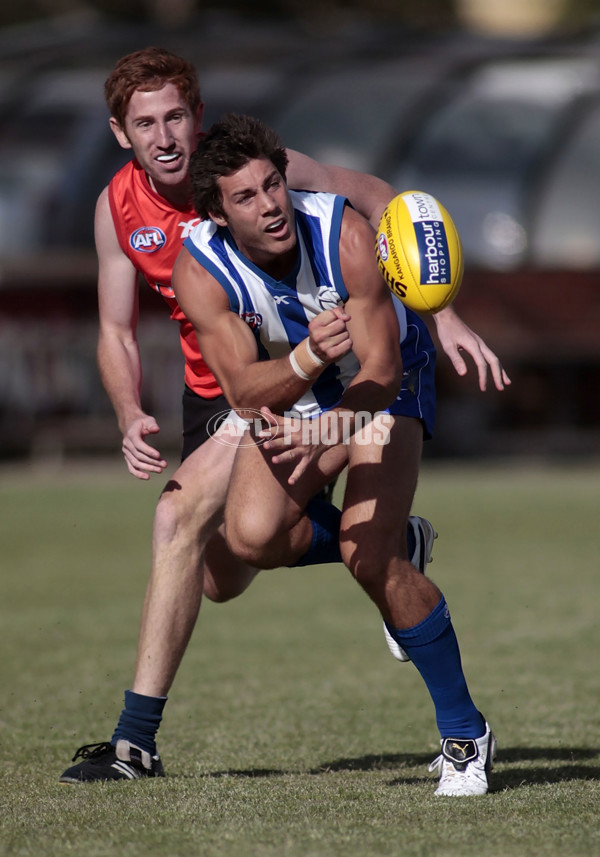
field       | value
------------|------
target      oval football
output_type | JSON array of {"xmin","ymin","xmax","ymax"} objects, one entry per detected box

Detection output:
[{"xmin": 376, "ymin": 190, "xmax": 463, "ymax": 314}]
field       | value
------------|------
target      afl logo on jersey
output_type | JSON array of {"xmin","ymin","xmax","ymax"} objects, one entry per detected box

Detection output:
[{"xmin": 130, "ymin": 226, "xmax": 167, "ymax": 253}]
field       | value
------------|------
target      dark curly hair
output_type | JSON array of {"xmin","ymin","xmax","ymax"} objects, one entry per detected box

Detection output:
[{"xmin": 190, "ymin": 113, "xmax": 288, "ymax": 221}]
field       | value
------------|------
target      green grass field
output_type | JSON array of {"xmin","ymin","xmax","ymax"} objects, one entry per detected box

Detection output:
[{"xmin": 1, "ymin": 459, "xmax": 599, "ymax": 857}]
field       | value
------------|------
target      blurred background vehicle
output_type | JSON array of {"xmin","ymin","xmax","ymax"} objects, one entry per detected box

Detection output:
[{"xmin": 1, "ymin": 11, "xmax": 600, "ymax": 461}]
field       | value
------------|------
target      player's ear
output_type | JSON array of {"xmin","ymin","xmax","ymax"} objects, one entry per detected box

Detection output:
[
  {"xmin": 209, "ymin": 210, "xmax": 227, "ymax": 227},
  {"xmin": 109, "ymin": 117, "xmax": 132, "ymax": 150}
]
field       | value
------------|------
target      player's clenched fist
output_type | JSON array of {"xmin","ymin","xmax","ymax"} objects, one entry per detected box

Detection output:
[{"xmin": 307, "ymin": 307, "xmax": 353, "ymax": 364}]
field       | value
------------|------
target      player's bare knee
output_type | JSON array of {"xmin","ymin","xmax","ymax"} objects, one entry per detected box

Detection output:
[
  {"xmin": 224, "ymin": 529, "xmax": 272, "ymax": 567},
  {"xmin": 225, "ymin": 509, "xmax": 274, "ymax": 566},
  {"xmin": 153, "ymin": 486, "xmax": 198, "ymax": 547},
  {"xmin": 224, "ymin": 521, "xmax": 259, "ymax": 565},
  {"xmin": 225, "ymin": 522, "xmax": 287, "ymax": 568}
]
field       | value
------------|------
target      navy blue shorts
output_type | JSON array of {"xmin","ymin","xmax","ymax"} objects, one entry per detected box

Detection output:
[{"xmin": 388, "ymin": 311, "xmax": 436, "ymax": 440}]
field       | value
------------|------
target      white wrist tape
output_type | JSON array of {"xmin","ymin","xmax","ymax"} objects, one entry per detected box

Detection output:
[
  {"xmin": 305, "ymin": 340, "xmax": 326, "ymax": 367},
  {"xmin": 289, "ymin": 350, "xmax": 311, "ymax": 381}
]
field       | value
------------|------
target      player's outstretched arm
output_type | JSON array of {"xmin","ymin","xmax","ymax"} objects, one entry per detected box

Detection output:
[
  {"xmin": 432, "ymin": 304, "xmax": 511, "ymax": 392},
  {"xmin": 286, "ymin": 149, "xmax": 396, "ymax": 229},
  {"xmin": 95, "ymin": 188, "xmax": 167, "ymax": 479},
  {"xmin": 286, "ymin": 157, "xmax": 511, "ymax": 391}
]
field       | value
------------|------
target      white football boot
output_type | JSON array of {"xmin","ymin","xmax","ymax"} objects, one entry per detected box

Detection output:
[
  {"xmin": 429, "ymin": 720, "xmax": 497, "ymax": 796},
  {"xmin": 383, "ymin": 515, "xmax": 437, "ymax": 662}
]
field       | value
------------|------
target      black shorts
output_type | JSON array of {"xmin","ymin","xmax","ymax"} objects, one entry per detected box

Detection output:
[{"xmin": 181, "ymin": 386, "xmax": 230, "ymax": 461}]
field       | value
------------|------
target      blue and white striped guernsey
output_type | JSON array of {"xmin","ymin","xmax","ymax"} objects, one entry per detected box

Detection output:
[{"xmin": 184, "ymin": 190, "xmax": 408, "ymax": 417}]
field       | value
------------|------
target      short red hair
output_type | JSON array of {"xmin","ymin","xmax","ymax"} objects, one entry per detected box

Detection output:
[{"xmin": 105, "ymin": 46, "xmax": 202, "ymax": 127}]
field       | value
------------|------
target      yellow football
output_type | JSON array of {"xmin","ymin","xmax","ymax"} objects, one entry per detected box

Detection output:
[{"xmin": 375, "ymin": 191, "xmax": 464, "ymax": 314}]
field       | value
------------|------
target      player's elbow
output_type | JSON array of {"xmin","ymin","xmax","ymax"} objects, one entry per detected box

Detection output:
[{"xmin": 224, "ymin": 387, "xmax": 254, "ymax": 413}]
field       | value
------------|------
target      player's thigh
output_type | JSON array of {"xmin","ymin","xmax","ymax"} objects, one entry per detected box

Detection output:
[
  {"xmin": 158, "ymin": 425, "xmax": 241, "ymax": 529},
  {"xmin": 227, "ymin": 435, "xmax": 347, "ymax": 539},
  {"xmin": 341, "ymin": 414, "xmax": 423, "ymax": 559}
]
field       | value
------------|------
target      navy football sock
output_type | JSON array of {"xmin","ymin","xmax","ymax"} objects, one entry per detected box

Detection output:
[
  {"xmin": 387, "ymin": 597, "xmax": 485, "ymax": 739},
  {"xmin": 293, "ymin": 503, "xmax": 418, "ymax": 568},
  {"xmin": 292, "ymin": 498, "xmax": 342, "ymax": 566},
  {"xmin": 111, "ymin": 690, "xmax": 167, "ymax": 755}
]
